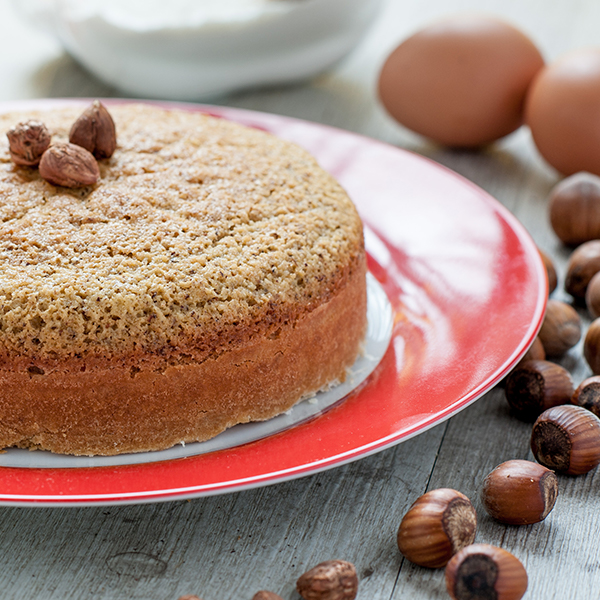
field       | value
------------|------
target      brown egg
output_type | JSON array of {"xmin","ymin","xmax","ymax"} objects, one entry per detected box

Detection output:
[
  {"xmin": 378, "ymin": 14, "xmax": 544, "ymax": 147},
  {"xmin": 526, "ymin": 49, "xmax": 600, "ymax": 176}
]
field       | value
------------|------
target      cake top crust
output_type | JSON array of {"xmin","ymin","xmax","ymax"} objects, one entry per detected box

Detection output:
[{"xmin": 0, "ymin": 104, "xmax": 364, "ymax": 369}]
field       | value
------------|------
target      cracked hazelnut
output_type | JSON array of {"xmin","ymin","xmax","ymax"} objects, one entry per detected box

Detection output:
[
  {"xmin": 565, "ymin": 240, "xmax": 600, "ymax": 299},
  {"xmin": 397, "ymin": 488, "xmax": 476, "ymax": 569},
  {"xmin": 445, "ymin": 544, "xmax": 528, "ymax": 600},
  {"xmin": 539, "ymin": 248, "xmax": 557, "ymax": 294},
  {"xmin": 537, "ymin": 299, "xmax": 581, "ymax": 357},
  {"xmin": 6, "ymin": 120, "xmax": 51, "ymax": 166},
  {"xmin": 481, "ymin": 459, "xmax": 558, "ymax": 525},
  {"xmin": 39, "ymin": 143, "xmax": 99, "ymax": 188},
  {"xmin": 504, "ymin": 359, "xmax": 573, "ymax": 422},
  {"xmin": 572, "ymin": 375, "xmax": 600, "ymax": 417},
  {"xmin": 549, "ymin": 171, "xmax": 600, "ymax": 246},
  {"xmin": 586, "ymin": 271, "xmax": 600, "ymax": 318},
  {"xmin": 296, "ymin": 560, "xmax": 358, "ymax": 600},
  {"xmin": 252, "ymin": 593, "xmax": 283, "ymax": 600},
  {"xmin": 531, "ymin": 405, "xmax": 600, "ymax": 475},
  {"xmin": 69, "ymin": 100, "xmax": 117, "ymax": 159},
  {"xmin": 584, "ymin": 318, "xmax": 600, "ymax": 374}
]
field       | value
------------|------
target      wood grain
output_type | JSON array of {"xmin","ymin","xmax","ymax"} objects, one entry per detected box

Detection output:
[{"xmin": 0, "ymin": 0, "xmax": 598, "ymax": 598}]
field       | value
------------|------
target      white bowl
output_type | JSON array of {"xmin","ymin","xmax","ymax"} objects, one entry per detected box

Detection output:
[{"xmin": 16, "ymin": 0, "xmax": 383, "ymax": 100}]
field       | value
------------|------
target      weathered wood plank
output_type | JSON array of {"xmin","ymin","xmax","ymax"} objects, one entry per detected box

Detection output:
[{"xmin": 0, "ymin": 427, "xmax": 446, "ymax": 599}]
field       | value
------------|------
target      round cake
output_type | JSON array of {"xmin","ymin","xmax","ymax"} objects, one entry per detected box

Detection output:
[{"xmin": 0, "ymin": 103, "xmax": 367, "ymax": 456}]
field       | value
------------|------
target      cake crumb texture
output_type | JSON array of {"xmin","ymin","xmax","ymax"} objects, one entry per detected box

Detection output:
[{"xmin": 0, "ymin": 104, "xmax": 364, "ymax": 370}]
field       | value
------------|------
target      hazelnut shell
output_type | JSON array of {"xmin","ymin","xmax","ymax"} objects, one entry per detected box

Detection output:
[
  {"xmin": 548, "ymin": 172, "xmax": 600, "ymax": 246},
  {"xmin": 584, "ymin": 318, "xmax": 600, "ymax": 374},
  {"xmin": 537, "ymin": 299, "xmax": 581, "ymax": 357},
  {"xmin": 504, "ymin": 359, "xmax": 574, "ymax": 422},
  {"xmin": 539, "ymin": 248, "xmax": 557, "ymax": 294},
  {"xmin": 572, "ymin": 375, "xmax": 600, "ymax": 418},
  {"xmin": 397, "ymin": 488, "xmax": 476, "ymax": 569},
  {"xmin": 531, "ymin": 405, "xmax": 600, "ymax": 475},
  {"xmin": 519, "ymin": 336, "xmax": 545, "ymax": 364},
  {"xmin": 565, "ymin": 240, "xmax": 600, "ymax": 298},
  {"xmin": 445, "ymin": 544, "xmax": 528, "ymax": 600},
  {"xmin": 481, "ymin": 459, "xmax": 558, "ymax": 525},
  {"xmin": 586, "ymin": 271, "xmax": 600, "ymax": 318}
]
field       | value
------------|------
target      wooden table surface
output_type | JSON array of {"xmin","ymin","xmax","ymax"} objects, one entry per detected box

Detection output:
[{"xmin": 0, "ymin": 0, "xmax": 597, "ymax": 598}]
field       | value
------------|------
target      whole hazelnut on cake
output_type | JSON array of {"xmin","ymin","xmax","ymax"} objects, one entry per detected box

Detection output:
[
  {"xmin": 69, "ymin": 100, "xmax": 117, "ymax": 159},
  {"xmin": 6, "ymin": 120, "xmax": 51, "ymax": 166}
]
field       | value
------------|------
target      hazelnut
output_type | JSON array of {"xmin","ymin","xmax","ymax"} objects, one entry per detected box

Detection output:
[
  {"xmin": 481, "ymin": 459, "xmax": 558, "ymax": 525},
  {"xmin": 39, "ymin": 143, "xmax": 100, "ymax": 188},
  {"xmin": 584, "ymin": 318, "xmax": 600, "ymax": 374},
  {"xmin": 397, "ymin": 488, "xmax": 476, "ymax": 569},
  {"xmin": 6, "ymin": 120, "xmax": 51, "ymax": 166},
  {"xmin": 69, "ymin": 100, "xmax": 117, "ymax": 159},
  {"xmin": 296, "ymin": 560, "xmax": 358, "ymax": 600},
  {"xmin": 252, "ymin": 593, "xmax": 283, "ymax": 600},
  {"xmin": 177, "ymin": 596, "xmax": 202, "ymax": 600},
  {"xmin": 498, "ymin": 338, "xmax": 546, "ymax": 390},
  {"xmin": 586, "ymin": 271, "xmax": 600, "ymax": 318},
  {"xmin": 531, "ymin": 405, "xmax": 600, "ymax": 475},
  {"xmin": 538, "ymin": 248, "xmax": 557, "ymax": 294},
  {"xmin": 504, "ymin": 360, "xmax": 574, "ymax": 422},
  {"xmin": 549, "ymin": 171, "xmax": 600, "ymax": 246},
  {"xmin": 537, "ymin": 299, "xmax": 581, "ymax": 356},
  {"xmin": 519, "ymin": 336, "xmax": 545, "ymax": 364},
  {"xmin": 565, "ymin": 240, "xmax": 600, "ymax": 299},
  {"xmin": 572, "ymin": 375, "xmax": 600, "ymax": 417},
  {"xmin": 445, "ymin": 544, "xmax": 528, "ymax": 600}
]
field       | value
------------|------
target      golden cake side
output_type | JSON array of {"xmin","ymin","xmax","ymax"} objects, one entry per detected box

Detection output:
[{"xmin": 0, "ymin": 104, "xmax": 367, "ymax": 455}]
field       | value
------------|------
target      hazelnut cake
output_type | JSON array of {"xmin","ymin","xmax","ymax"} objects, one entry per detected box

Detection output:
[{"xmin": 0, "ymin": 103, "xmax": 367, "ymax": 456}]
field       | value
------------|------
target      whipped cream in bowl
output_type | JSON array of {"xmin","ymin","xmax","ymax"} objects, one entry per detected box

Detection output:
[{"xmin": 15, "ymin": 0, "xmax": 382, "ymax": 100}]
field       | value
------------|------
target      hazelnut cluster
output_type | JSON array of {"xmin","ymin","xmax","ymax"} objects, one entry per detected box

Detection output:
[
  {"xmin": 395, "ymin": 475, "xmax": 538, "ymax": 600},
  {"xmin": 5, "ymin": 100, "xmax": 116, "ymax": 188},
  {"xmin": 502, "ymin": 173, "xmax": 600, "ymax": 478},
  {"xmin": 390, "ymin": 176, "xmax": 600, "ymax": 599}
]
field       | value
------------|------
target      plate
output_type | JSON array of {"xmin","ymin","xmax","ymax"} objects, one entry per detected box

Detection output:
[
  {"xmin": 0, "ymin": 99, "xmax": 547, "ymax": 506},
  {"xmin": 0, "ymin": 274, "xmax": 392, "ymax": 469}
]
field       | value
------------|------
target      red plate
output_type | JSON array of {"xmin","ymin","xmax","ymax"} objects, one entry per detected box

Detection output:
[{"xmin": 0, "ymin": 100, "xmax": 547, "ymax": 505}]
